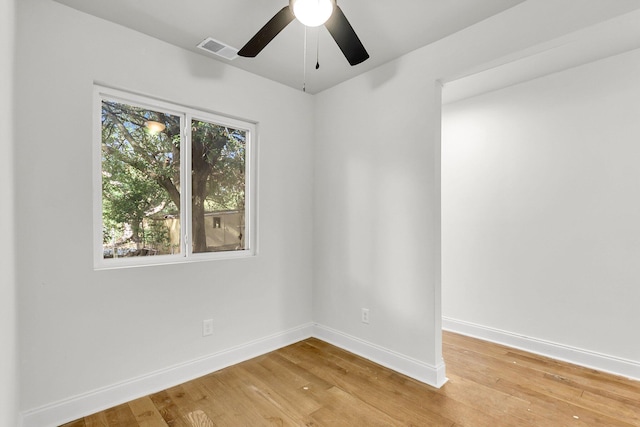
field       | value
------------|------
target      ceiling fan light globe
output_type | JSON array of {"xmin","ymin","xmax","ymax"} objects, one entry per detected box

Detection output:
[
  {"xmin": 291, "ymin": 0, "xmax": 334, "ymax": 27},
  {"xmin": 144, "ymin": 120, "xmax": 165, "ymax": 134}
]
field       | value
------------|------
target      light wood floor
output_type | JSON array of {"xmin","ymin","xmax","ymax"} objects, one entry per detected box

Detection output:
[{"xmin": 62, "ymin": 331, "xmax": 640, "ymax": 426}]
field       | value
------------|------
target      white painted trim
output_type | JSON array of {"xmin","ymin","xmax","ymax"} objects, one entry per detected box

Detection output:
[
  {"xmin": 312, "ymin": 324, "xmax": 448, "ymax": 388},
  {"xmin": 442, "ymin": 317, "xmax": 640, "ymax": 381},
  {"xmin": 21, "ymin": 324, "xmax": 314, "ymax": 427},
  {"xmin": 93, "ymin": 84, "xmax": 258, "ymax": 270},
  {"xmin": 21, "ymin": 323, "xmax": 450, "ymax": 426}
]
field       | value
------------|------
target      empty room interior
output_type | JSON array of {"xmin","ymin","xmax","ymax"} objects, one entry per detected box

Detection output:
[{"xmin": 2, "ymin": 0, "xmax": 640, "ymax": 426}]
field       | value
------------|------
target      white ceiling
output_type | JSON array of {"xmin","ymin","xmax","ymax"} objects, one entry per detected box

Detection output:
[{"xmin": 52, "ymin": 0, "xmax": 524, "ymax": 94}]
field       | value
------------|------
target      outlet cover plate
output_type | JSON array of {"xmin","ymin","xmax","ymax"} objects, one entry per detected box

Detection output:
[
  {"xmin": 361, "ymin": 308, "xmax": 370, "ymax": 324},
  {"xmin": 203, "ymin": 319, "xmax": 214, "ymax": 336}
]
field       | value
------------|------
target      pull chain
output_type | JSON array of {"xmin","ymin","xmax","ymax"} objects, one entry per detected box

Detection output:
[
  {"xmin": 316, "ymin": 30, "xmax": 320, "ymax": 70},
  {"xmin": 303, "ymin": 26, "xmax": 307, "ymax": 92}
]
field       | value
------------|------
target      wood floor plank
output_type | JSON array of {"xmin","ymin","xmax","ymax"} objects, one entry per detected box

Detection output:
[
  {"xmin": 440, "ymin": 372, "xmax": 539, "ymax": 426},
  {"xmin": 82, "ymin": 411, "xmax": 109, "ymax": 427},
  {"xmin": 235, "ymin": 364, "xmax": 321, "ymax": 422},
  {"xmin": 197, "ymin": 367, "xmax": 295, "ymax": 426},
  {"xmin": 308, "ymin": 385, "xmax": 404, "ymax": 427},
  {"xmin": 184, "ymin": 410, "xmax": 214, "ymax": 427},
  {"xmin": 282, "ymin": 339, "xmax": 500, "ymax": 427},
  {"xmin": 164, "ymin": 384, "xmax": 217, "ymax": 427},
  {"xmin": 385, "ymin": 372, "xmax": 512, "ymax": 427},
  {"xmin": 178, "ymin": 379, "xmax": 222, "ymax": 425},
  {"xmin": 148, "ymin": 390, "xmax": 192, "ymax": 427},
  {"xmin": 128, "ymin": 396, "xmax": 168, "ymax": 427},
  {"xmin": 448, "ymin": 331, "xmax": 639, "ymax": 404},
  {"xmin": 104, "ymin": 403, "xmax": 138, "ymax": 426},
  {"xmin": 60, "ymin": 332, "xmax": 640, "ymax": 427},
  {"xmin": 279, "ymin": 340, "xmax": 457, "ymax": 426},
  {"xmin": 184, "ymin": 374, "xmax": 245, "ymax": 426},
  {"xmin": 59, "ymin": 419, "xmax": 86, "ymax": 427},
  {"xmin": 444, "ymin": 336, "xmax": 638, "ymax": 427}
]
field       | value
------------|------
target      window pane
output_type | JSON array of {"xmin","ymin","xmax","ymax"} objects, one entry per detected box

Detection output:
[
  {"xmin": 191, "ymin": 119, "xmax": 247, "ymax": 253},
  {"xmin": 101, "ymin": 100, "xmax": 181, "ymax": 258}
]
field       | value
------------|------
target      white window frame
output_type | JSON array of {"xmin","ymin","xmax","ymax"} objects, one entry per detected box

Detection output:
[{"xmin": 93, "ymin": 85, "xmax": 257, "ymax": 269}]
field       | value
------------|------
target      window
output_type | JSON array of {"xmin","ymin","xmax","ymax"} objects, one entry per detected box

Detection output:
[{"xmin": 93, "ymin": 86, "xmax": 256, "ymax": 268}]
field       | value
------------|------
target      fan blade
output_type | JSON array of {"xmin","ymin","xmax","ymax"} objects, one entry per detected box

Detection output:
[
  {"xmin": 238, "ymin": 6, "xmax": 295, "ymax": 57},
  {"xmin": 325, "ymin": 5, "xmax": 369, "ymax": 66}
]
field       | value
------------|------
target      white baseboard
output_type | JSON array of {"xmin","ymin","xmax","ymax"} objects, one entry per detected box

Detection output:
[
  {"xmin": 21, "ymin": 322, "xmax": 449, "ymax": 427},
  {"xmin": 21, "ymin": 323, "xmax": 315, "ymax": 427},
  {"xmin": 442, "ymin": 317, "xmax": 640, "ymax": 381},
  {"xmin": 312, "ymin": 324, "xmax": 448, "ymax": 388}
]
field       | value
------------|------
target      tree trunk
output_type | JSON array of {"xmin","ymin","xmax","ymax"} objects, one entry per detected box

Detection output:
[
  {"xmin": 131, "ymin": 224, "xmax": 142, "ymax": 250},
  {"xmin": 191, "ymin": 134, "xmax": 216, "ymax": 253},
  {"xmin": 191, "ymin": 172, "xmax": 209, "ymax": 253}
]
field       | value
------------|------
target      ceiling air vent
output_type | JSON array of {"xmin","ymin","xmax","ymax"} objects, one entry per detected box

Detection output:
[{"xmin": 197, "ymin": 37, "xmax": 238, "ymax": 60}]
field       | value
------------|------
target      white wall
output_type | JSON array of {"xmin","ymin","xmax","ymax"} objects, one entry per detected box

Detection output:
[
  {"xmin": 16, "ymin": 0, "xmax": 314, "ymax": 418},
  {"xmin": 13, "ymin": 0, "xmax": 640, "ymax": 423},
  {"xmin": 313, "ymin": 57, "xmax": 445, "ymax": 382},
  {"xmin": 313, "ymin": 0, "xmax": 640, "ymax": 384},
  {"xmin": 1, "ymin": 0, "xmax": 19, "ymax": 425},
  {"xmin": 442, "ymin": 48, "xmax": 640, "ymax": 374}
]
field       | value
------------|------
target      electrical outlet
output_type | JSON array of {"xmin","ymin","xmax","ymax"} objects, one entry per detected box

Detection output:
[
  {"xmin": 203, "ymin": 319, "xmax": 214, "ymax": 336},
  {"xmin": 361, "ymin": 308, "xmax": 370, "ymax": 324}
]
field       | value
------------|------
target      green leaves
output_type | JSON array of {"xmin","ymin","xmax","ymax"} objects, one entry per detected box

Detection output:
[
  {"xmin": 101, "ymin": 100, "xmax": 247, "ymax": 256},
  {"xmin": 192, "ymin": 119, "xmax": 246, "ymax": 213},
  {"xmin": 101, "ymin": 101, "xmax": 180, "ymax": 252}
]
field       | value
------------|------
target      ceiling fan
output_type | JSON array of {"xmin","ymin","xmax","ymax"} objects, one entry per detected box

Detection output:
[{"xmin": 238, "ymin": 0, "xmax": 369, "ymax": 66}]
